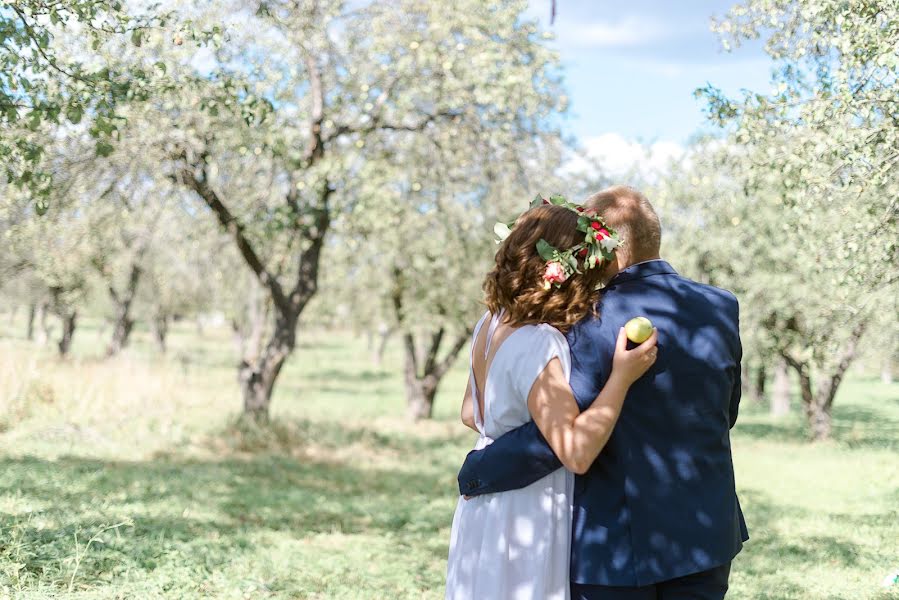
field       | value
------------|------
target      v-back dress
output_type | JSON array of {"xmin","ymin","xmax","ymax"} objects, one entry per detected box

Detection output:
[{"xmin": 445, "ymin": 311, "xmax": 574, "ymax": 600}]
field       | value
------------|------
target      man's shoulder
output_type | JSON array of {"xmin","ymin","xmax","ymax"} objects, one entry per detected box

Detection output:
[{"xmin": 672, "ymin": 274, "xmax": 739, "ymax": 307}]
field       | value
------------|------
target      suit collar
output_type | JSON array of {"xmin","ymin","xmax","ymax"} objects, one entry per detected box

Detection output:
[{"xmin": 607, "ymin": 259, "xmax": 677, "ymax": 286}]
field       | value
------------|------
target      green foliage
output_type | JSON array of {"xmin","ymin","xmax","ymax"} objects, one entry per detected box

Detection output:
[
  {"xmin": 664, "ymin": 0, "xmax": 899, "ymax": 436},
  {"xmin": 699, "ymin": 0, "xmax": 899, "ymax": 294},
  {"xmin": 0, "ymin": 1, "xmax": 216, "ymax": 205}
]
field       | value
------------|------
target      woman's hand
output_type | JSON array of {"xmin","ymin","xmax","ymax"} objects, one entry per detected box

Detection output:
[{"xmin": 611, "ymin": 326, "xmax": 658, "ymax": 386}]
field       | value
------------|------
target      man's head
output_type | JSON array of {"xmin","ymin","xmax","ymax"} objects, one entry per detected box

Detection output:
[{"xmin": 584, "ymin": 185, "xmax": 662, "ymax": 278}]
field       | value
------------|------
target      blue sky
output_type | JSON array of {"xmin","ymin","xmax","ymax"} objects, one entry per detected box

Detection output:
[{"xmin": 525, "ymin": 0, "xmax": 774, "ymax": 161}]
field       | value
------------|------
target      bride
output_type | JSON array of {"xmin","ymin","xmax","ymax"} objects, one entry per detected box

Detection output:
[{"xmin": 445, "ymin": 197, "xmax": 658, "ymax": 600}]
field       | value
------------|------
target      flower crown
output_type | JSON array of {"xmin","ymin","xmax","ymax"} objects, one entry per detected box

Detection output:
[{"xmin": 494, "ymin": 194, "xmax": 622, "ymax": 290}]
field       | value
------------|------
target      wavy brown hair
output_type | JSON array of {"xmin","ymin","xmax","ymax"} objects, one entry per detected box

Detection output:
[{"xmin": 484, "ymin": 204, "xmax": 604, "ymax": 333}]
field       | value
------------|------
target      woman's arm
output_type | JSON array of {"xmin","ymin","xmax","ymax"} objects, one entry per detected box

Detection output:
[
  {"xmin": 460, "ymin": 379, "xmax": 479, "ymax": 432},
  {"xmin": 527, "ymin": 327, "xmax": 658, "ymax": 474}
]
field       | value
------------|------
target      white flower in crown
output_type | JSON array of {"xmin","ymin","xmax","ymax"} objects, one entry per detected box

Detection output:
[
  {"xmin": 494, "ymin": 222, "xmax": 512, "ymax": 243},
  {"xmin": 600, "ymin": 235, "xmax": 621, "ymax": 253}
]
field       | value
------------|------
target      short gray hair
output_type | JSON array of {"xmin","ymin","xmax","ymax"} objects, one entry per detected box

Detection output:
[{"xmin": 584, "ymin": 185, "xmax": 661, "ymax": 262}]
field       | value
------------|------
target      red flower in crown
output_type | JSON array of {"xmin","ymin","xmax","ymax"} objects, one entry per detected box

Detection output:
[
  {"xmin": 590, "ymin": 221, "xmax": 602, "ymax": 231},
  {"xmin": 576, "ymin": 206, "xmax": 585, "ymax": 213},
  {"xmin": 577, "ymin": 247, "xmax": 588, "ymax": 258},
  {"xmin": 543, "ymin": 261, "xmax": 568, "ymax": 284},
  {"xmin": 596, "ymin": 228, "xmax": 610, "ymax": 239},
  {"xmin": 542, "ymin": 198, "xmax": 550, "ymax": 205}
]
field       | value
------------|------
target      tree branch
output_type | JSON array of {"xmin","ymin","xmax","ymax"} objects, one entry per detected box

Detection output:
[
  {"xmin": 323, "ymin": 108, "xmax": 460, "ymax": 145},
  {"xmin": 178, "ymin": 158, "xmax": 290, "ymax": 313},
  {"xmin": 289, "ymin": 182, "xmax": 332, "ymax": 309},
  {"xmin": 303, "ymin": 52, "xmax": 325, "ymax": 164},
  {"xmin": 819, "ymin": 320, "xmax": 867, "ymax": 410},
  {"xmin": 423, "ymin": 327, "xmax": 445, "ymax": 376},
  {"xmin": 434, "ymin": 332, "xmax": 471, "ymax": 380},
  {"xmin": 391, "ymin": 265, "xmax": 418, "ymax": 375}
]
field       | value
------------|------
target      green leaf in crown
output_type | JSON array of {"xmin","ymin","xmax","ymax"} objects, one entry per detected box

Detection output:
[{"xmin": 536, "ymin": 239, "xmax": 557, "ymax": 261}]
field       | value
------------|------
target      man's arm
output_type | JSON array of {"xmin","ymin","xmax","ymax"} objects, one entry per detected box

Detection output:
[
  {"xmin": 729, "ymin": 298, "xmax": 743, "ymax": 429},
  {"xmin": 457, "ymin": 420, "xmax": 563, "ymax": 497}
]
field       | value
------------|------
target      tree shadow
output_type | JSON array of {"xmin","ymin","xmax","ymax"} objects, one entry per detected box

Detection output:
[
  {"xmin": 300, "ymin": 368, "xmax": 391, "ymax": 383},
  {"xmin": 735, "ymin": 402, "xmax": 899, "ymax": 450},
  {"xmin": 0, "ymin": 446, "xmax": 458, "ymax": 591},
  {"xmin": 735, "ymin": 489, "xmax": 869, "ymax": 597}
]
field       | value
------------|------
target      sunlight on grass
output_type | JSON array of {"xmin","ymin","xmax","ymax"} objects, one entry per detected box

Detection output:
[{"xmin": 0, "ymin": 317, "xmax": 896, "ymax": 598}]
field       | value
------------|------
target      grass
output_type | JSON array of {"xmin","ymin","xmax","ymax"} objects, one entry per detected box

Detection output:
[{"xmin": 0, "ymin": 314, "xmax": 897, "ymax": 599}]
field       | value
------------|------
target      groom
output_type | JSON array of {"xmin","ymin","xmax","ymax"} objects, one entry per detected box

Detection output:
[{"xmin": 458, "ymin": 186, "xmax": 748, "ymax": 599}]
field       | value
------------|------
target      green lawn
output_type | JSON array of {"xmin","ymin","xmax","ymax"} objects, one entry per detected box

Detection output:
[{"xmin": 0, "ymin": 316, "xmax": 897, "ymax": 599}]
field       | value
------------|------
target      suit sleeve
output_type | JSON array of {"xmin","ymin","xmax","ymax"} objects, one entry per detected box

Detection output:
[
  {"xmin": 457, "ymin": 421, "xmax": 563, "ymax": 496},
  {"xmin": 457, "ymin": 328, "xmax": 573, "ymax": 497},
  {"xmin": 729, "ymin": 297, "xmax": 743, "ymax": 429}
]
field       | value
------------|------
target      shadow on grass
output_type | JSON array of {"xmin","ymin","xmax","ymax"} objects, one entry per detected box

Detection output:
[
  {"xmin": 736, "ymin": 489, "xmax": 869, "ymax": 598},
  {"xmin": 199, "ymin": 416, "xmax": 472, "ymax": 461},
  {"xmin": 0, "ymin": 443, "xmax": 457, "ymax": 590},
  {"xmin": 736, "ymin": 400, "xmax": 899, "ymax": 450},
  {"xmin": 300, "ymin": 368, "xmax": 391, "ymax": 383}
]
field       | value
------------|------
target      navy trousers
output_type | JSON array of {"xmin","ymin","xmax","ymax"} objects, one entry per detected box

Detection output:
[{"xmin": 571, "ymin": 563, "xmax": 732, "ymax": 600}]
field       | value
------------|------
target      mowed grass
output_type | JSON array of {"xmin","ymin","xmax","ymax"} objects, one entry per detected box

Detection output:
[{"xmin": 0, "ymin": 315, "xmax": 897, "ymax": 599}]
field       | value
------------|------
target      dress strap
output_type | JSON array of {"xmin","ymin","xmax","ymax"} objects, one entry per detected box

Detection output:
[{"xmin": 483, "ymin": 308, "xmax": 505, "ymax": 360}]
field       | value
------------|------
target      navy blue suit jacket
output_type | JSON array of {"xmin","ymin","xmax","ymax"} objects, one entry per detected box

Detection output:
[{"xmin": 457, "ymin": 260, "xmax": 748, "ymax": 587}]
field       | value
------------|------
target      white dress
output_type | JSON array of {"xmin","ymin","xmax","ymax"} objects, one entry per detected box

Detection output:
[{"xmin": 445, "ymin": 311, "xmax": 574, "ymax": 600}]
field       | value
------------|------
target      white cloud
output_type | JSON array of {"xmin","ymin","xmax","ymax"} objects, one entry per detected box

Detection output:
[
  {"xmin": 562, "ymin": 133, "xmax": 686, "ymax": 181},
  {"xmin": 557, "ymin": 16, "xmax": 670, "ymax": 49}
]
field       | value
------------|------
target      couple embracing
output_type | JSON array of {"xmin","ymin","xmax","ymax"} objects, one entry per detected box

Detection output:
[{"xmin": 445, "ymin": 186, "xmax": 748, "ymax": 600}]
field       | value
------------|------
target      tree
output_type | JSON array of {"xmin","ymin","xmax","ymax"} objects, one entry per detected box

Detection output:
[
  {"xmin": 155, "ymin": 0, "xmax": 566, "ymax": 421},
  {"xmin": 670, "ymin": 0, "xmax": 899, "ymax": 439},
  {"xmin": 701, "ymin": 0, "xmax": 898, "ymax": 293},
  {"xmin": 137, "ymin": 209, "xmax": 226, "ymax": 354},
  {"xmin": 83, "ymin": 159, "xmax": 168, "ymax": 357},
  {"xmin": 1, "ymin": 184, "xmax": 90, "ymax": 356},
  {"xmin": 655, "ymin": 139, "xmax": 894, "ymax": 440}
]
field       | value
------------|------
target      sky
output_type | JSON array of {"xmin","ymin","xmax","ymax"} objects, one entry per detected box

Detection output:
[{"xmin": 524, "ymin": 0, "xmax": 775, "ymax": 175}]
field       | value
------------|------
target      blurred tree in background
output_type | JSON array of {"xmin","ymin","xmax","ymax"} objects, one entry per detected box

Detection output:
[{"xmin": 664, "ymin": 0, "xmax": 899, "ymax": 439}]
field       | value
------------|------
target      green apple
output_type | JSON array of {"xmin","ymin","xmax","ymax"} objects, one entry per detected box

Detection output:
[{"xmin": 625, "ymin": 317, "xmax": 653, "ymax": 344}]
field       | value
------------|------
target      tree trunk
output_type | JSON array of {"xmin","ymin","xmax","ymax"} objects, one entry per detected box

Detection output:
[
  {"xmin": 26, "ymin": 303, "xmax": 36, "ymax": 341},
  {"xmin": 771, "ymin": 358, "xmax": 790, "ymax": 417},
  {"xmin": 372, "ymin": 324, "xmax": 393, "ymax": 367},
  {"xmin": 179, "ymin": 108, "xmax": 330, "ymax": 421},
  {"xmin": 390, "ymin": 264, "xmax": 471, "ymax": 421},
  {"xmin": 152, "ymin": 312, "xmax": 169, "ymax": 353},
  {"xmin": 806, "ymin": 400, "xmax": 832, "ymax": 441},
  {"xmin": 47, "ymin": 287, "xmax": 77, "ymax": 357},
  {"xmin": 106, "ymin": 309, "xmax": 135, "ymax": 357},
  {"xmin": 103, "ymin": 262, "xmax": 142, "ymax": 357},
  {"xmin": 785, "ymin": 356, "xmax": 829, "ymax": 440},
  {"xmin": 753, "ymin": 363, "xmax": 767, "ymax": 403},
  {"xmin": 783, "ymin": 321, "xmax": 866, "ymax": 441},
  {"xmin": 238, "ymin": 313, "xmax": 296, "ymax": 422},
  {"xmin": 405, "ymin": 368, "xmax": 438, "ymax": 421},
  {"xmin": 36, "ymin": 301, "xmax": 51, "ymax": 345},
  {"xmin": 399, "ymin": 328, "xmax": 469, "ymax": 421},
  {"xmin": 57, "ymin": 310, "xmax": 77, "ymax": 357},
  {"xmin": 882, "ymin": 357, "xmax": 894, "ymax": 385}
]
